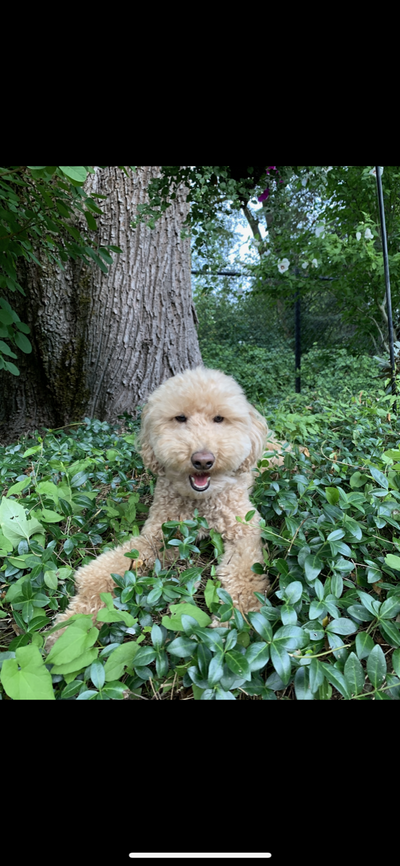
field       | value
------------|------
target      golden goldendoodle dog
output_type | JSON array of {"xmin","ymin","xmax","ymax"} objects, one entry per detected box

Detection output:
[{"xmin": 46, "ymin": 366, "xmax": 284, "ymax": 648}]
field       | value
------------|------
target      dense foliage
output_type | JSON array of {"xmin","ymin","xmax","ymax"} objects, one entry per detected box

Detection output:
[
  {"xmin": 188, "ymin": 165, "xmax": 400, "ymax": 359},
  {"xmin": 195, "ymin": 282, "xmax": 383, "ymax": 404},
  {"xmin": 247, "ymin": 165, "xmax": 400, "ymax": 356},
  {"xmin": 189, "ymin": 166, "xmax": 400, "ymax": 411},
  {"xmin": 1, "ymin": 387, "xmax": 400, "ymax": 700}
]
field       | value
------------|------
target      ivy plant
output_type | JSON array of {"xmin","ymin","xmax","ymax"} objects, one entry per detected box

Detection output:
[{"xmin": 1, "ymin": 390, "xmax": 400, "ymax": 699}]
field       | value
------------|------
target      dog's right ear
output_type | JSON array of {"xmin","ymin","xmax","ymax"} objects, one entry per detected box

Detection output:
[
  {"xmin": 237, "ymin": 405, "xmax": 267, "ymax": 473},
  {"xmin": 136, "ymin": 406, "xmax": 162, "ymax": 475}
]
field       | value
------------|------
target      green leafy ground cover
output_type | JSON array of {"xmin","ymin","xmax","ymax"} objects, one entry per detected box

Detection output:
[{"xmin": 1, "ymin": 390, "xmax": 400, "ymax": 700}]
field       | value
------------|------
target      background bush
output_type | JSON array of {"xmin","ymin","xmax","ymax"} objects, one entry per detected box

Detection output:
[{"xmin": 201, "ymin": 340, "xmax": 381, "ymax": 405}]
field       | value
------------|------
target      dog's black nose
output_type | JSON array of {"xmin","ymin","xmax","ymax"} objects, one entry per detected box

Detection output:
[{"xmin": 191, "ymin": 450, "xmax": 215, "ymax": 471}]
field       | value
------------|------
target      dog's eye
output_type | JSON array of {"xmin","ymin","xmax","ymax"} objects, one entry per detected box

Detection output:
[
  {"xmin": 213, "ymin": 416, "xmax": 224, "ymax": 423},
  {"xmin": 175, "ymin": 415, "xmax": 187, "ymax": 423}
]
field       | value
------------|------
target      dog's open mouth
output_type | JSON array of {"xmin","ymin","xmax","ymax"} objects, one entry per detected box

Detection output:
[{"xmin": 189, "ymin": 473, "xmax": 210, "ymax": 492}]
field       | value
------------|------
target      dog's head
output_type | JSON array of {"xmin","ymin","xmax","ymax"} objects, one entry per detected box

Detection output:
[{"xmin": 137, "ymin": 366, "xmax": 267, "ymax": 498}]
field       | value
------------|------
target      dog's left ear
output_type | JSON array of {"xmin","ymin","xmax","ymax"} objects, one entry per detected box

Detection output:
[
  {"xmin": 237, "ymin": 405, "xmax": 268, "ymax": 473},
  {"xmin": 136, "ymin": 406, "xmax": 162, "ymax": 475}
]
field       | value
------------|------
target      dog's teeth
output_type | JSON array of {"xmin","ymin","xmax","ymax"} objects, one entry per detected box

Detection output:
[
  {"xmin": 189, "ymin": 473, "xmax": 210, "ymax": 491},
  {"xmin": 192, "ymin": 475, "xmax": 208, "ymax": 487}
]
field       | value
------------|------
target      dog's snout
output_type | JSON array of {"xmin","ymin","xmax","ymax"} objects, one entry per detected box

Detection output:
[{"xmin": 191, "ymin": 450, "xmax": 215, "ymax": 471}]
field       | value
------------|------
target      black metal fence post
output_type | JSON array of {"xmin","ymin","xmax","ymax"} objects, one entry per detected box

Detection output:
[
  {"xmin": 295, "ymin": 290, "xmax": 301, "ymax": 392},
  {"xmin": 375, "ymin": 166, "xmax": 397, "ymax": 405}
]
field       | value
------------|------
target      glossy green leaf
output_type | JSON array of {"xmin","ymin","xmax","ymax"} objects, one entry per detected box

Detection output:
[
  {"xmin": 347, "ymin": 604, "xmax": 374, "ymax": 623},
  {"xmin": 304, "ymin": 554, "xmax": 324, "ymax": 582},
  {"xmin": 333, "ymin": 557, "xmax": 355, "ymax": 573},
  {"xmin": 247, "ymin": 611, "xmax": 273, "ymax": 641},
  {"xmin": 355, "ymin": 631, "xmax": 375, "ymax": 660},
  {"xmin": 245, "ymin": 641, "xmax": 270, "ymax": 671},
  {"xmin": 102, "ymin": 681, "xmax": 127, "ymax": 699},
  {"xmin": 208, "ymin": 654, "xmax": 225, "ymax": 686},
  {"xmin": 327, "ymin": 528, "xmax": 345, "ymax": 541},
  {"xmin": 367, "ymin": 644, "xmax": 386, "ymax": 688},
  {"xmin": 327, "ymin": 630, "xmax": 348, "ymax": 661},
  {"xmin": 342, "ymin": 516, "xmax": 362, "ymax": 539},
  {"xmin": 132, "ymin": 646, "xmax": 157, "ymax": 667},
  {"xmin": 224, "ymin": 629, "xmax": 237, "ymax": 652},
  {"xmin": 379, "ymin": 620, "xmax": 400, "ymax": 647},
  {"xmin": 225, "ymin": 649, "xmax": 251, "ymax": 678},
  {"xmin": 357, "ymin": 591, "xmax": 379, "ymax": 616},
  {"xmin": 167, "ymin": 636, "xmax": 197, "ymax": 658},
  {"xmin": 294, "ymin": 666, "xmax": 314, "ymax": 700},
  {"xmin": 309, "ymin": 599, "xmax": 327, "ymax": 620},
  {"xmin": 344, "ymin": 652, "xmax": 365, "ymax": 696},
  {"xmin": 61, "ymin": 680, "xmax": 85, "ymax": 699},
  {"xmin": 384, "ymin": 554, "xmax": 400, "ymax": 571},
  {"xmin": 215, "ymin": 687, "xmax": 236, "ymax": 700},
  {"xmin": 90, "ymin": 660, "xmax": 105, "ymax": 690},
  {"xmin": 331, "ymin": 572, "xmax": 343, "ymax": 598},
  {"xmin": 308, "ymin": 657, "xmax": 325, "ymax": 693},
  {"xmin": 367, "ymin": 565, "xmax": 382, "ymax": 583},
  {"xmin": 44, "ymin": 570, "xmax": 58, "ymax": 590},
  {"xmin": 273, "ymin": 625, "xmax": 304, "ymax": 651},
  {"xmin": 392, "ymin": 649, "xmax": 400, "ymax": 677},
  {"xmin": 285, "ymin": 581, "xmax": 303, "ymax": 604},
  {"xmin": 270, "ymin": 643, "xmax": 291, "ymax": 684},
  {"xmin": 326, "ymin": 617, "xmax": 357, "ymax": 635},
  {"xmin": 369, "ymin": 467, "xmax": 388, "ymax": 489},
  {"xmin": 380, "ymin": 596, "xmax": 400, "ymax": 620},
  {"xmin": 321, "ymin": 662, "xmax": 351, "ymax": 699},
  {"xmin": 151, "ymin": 623, "xmax": 163, "ymax": 650},
  {"xmin": 318, "ymin": 680, "xmax": 332, "ymax": 700},
  {"xmin": 280, "ymin": 604, "xmax": 297, "ymax": 625}
]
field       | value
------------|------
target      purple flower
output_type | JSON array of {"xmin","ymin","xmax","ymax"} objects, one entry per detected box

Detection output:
[
  {"xmin": 258, "ymin": 167, "xmax": 282, "ymax": 201},
  {"xmin": 258, "ymin": 187, "xmax": 270, "ymax": 202}
]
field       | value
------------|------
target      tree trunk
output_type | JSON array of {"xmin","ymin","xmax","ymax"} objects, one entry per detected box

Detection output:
[{"xmin": 0, "ymin": 167, "xmax": 202, "ymax": 443}]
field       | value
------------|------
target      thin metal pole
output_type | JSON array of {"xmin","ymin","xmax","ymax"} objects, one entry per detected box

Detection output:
[
  {"xmin": 295, "ymin": 290, "xmax": 301, "ymax": 393},
  {"xmin": 375, "ymin": 165, "xmax": 396, "ymax": 402}
]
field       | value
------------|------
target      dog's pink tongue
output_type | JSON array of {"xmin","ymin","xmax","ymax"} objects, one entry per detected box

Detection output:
[{"xmin": 193, "ymin": 474, "xmax": 209, "ymax": 487}]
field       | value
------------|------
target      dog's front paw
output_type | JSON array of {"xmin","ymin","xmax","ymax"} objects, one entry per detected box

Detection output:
[{"xmin": 210, "ymin": 615, "xmax": 231, "ymax": 629}]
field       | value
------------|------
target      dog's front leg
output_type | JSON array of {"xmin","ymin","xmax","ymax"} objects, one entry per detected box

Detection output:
[
  {"xmin": 45, "ymin": 524, "xmax": 163, "ymax": 650},
  {"xmin": 215, "ymin": 526, "xmax": 269, "ymax": 617}
]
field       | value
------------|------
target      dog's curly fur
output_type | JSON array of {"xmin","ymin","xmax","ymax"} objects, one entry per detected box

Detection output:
[{"xmin": 46, "ymin": 367, "xmax": 284, "ymax": 648}]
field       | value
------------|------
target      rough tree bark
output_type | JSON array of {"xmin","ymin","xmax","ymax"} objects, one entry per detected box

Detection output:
[{"xmin": 0, "ymin": 167, "xmax": 202, "ymax": 442}]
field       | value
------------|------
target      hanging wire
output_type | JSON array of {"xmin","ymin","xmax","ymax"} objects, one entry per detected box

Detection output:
[{"xmin": 375, "ymin": 165, "xmax": 397, "ymax": 406}]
